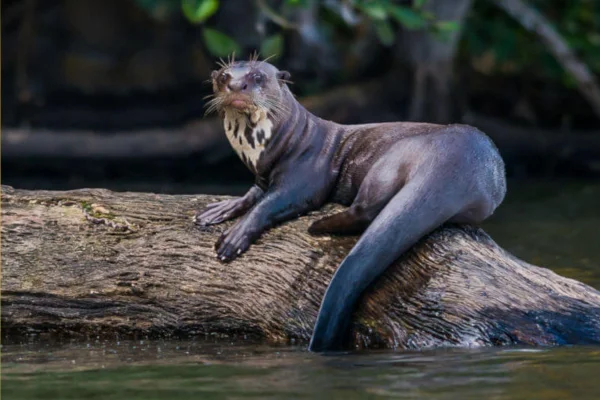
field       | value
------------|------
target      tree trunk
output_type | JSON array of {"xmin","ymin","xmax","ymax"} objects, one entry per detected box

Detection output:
[
  {"xmin": 399, "ymin": 0, "xmax": 474, "ymax": 123},
  {"xmin": 3, "ymin": 185, "xmax": 600, "ymax": 349}
]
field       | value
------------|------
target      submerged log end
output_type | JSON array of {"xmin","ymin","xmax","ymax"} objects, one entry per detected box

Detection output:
[{"xmin": 2, "ymin": 185, "xmax": 600, "ymax": 349}]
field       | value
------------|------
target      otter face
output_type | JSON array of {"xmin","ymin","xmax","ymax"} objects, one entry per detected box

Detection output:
[
  {"xmin": 205, "ymin": 58, "xmax": 291, "ymax": 122},
  {"xmin": 206, "ymin": 56, "xmax": 292, "ymax": 171}
]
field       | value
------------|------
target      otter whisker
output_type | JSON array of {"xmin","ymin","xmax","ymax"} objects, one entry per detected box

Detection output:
[
  {"xmin": 264, "ymin": 101, "xmax": 289, "ymax": 116},
  {"xmin": 260, "ymin": 54, "xmax": 277, "ymax": 65},
  {"xmin": 263, "ymin": 96, "xmax": 289, "ymax": 113},
  {"xmin": 204, "ymin": 106, "xmax": 219, "ymax": 117},
  {"xmin": 216, "ymin": 58, "xmax": 228, "ymax": 69},
  {"xmin": 204, "ymin": 95, "xmax": 228, "ymax": 116},
  {"xmin": 264, "ymin": 93, "xmax": 290, "ymax": 109},
  {"xmin": 257, "ymin": 97, "xmax": 280, "ymax": 111},
  {"xmin": 249, "ymin": 50, "xmax": 260, "ymax": 63},
  {"xmin": 253, "ymin": 100, "xmax": 272, "ymax": 116},
  {"xmin": 257, "ymin": 97, "xmax": 289, "ymax": 123}
]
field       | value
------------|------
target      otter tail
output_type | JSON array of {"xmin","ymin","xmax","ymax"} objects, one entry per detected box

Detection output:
[{"xmin": 308, "ymin": 176, "xmax": 466, "ymax": 352}]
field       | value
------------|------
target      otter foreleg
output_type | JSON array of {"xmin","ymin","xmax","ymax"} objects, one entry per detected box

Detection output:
[
  {"xmin": 195, "ymin": 185, "xmax": 264, "ymax": 226},
  {"xmin": 215, "ymin": 182, "xmax": 326, "ymax": 262}
]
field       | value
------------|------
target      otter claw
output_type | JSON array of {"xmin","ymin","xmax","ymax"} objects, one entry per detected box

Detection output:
[
  {"xmin": 214, "ymin": 220, "xmax": 256, "ymax": 263},
  {"xmin": 195, "ymin": 198, "xmax": 248, "ymax": 227}
]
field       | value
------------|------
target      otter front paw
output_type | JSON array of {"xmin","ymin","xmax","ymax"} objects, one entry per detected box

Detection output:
[
  {"xmin": 214, "ymin": 220, "xmax": 258, "ymax": 262},
  {"xmin": 194, "ymin": 198, "xmax": 249, "ymax": 227}
]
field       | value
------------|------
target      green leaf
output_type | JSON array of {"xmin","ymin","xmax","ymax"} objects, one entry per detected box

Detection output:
[
  {"xmin": 431, "ymin": 20, "xmax": 460, "ymax": 41},
  {"xmin": 260, "ymin": 34, "xmax": 284, "ymax": 60},
  {"xmin": 434, "ymin": 20, "xmax": 460, "ymax": 33},
  {"xmin": 414, "ymin": 0, "xmax": 428, "ymax": 9},
  {"xmin": 285, "ymin": 0, "xmax": 310, "ymax": 7},
  {"xmin": 202, "ymin": 28, "xmax": 241, "ymax": 57},
  {"xmin": 374, "ymin": 19, "xmax": 395, "ymax": 46},
  {"xmin": 389, "ymin": 5, "xmax": 427, "ymax": 30},
  {"xmin": 359, "ymin": 2, "xmax": 388, "ymax": 21},
  {"xmin": 182, "ymin": 0, "xmax": 219, "ymax": 24}
]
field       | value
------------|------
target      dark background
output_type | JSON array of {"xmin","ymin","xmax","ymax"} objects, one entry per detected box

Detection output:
[{"xmin": 2, "ymin": 0, "xmax": 600, "ymax": 195}]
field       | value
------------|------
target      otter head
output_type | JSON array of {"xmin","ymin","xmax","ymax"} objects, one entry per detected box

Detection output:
[{"xmin": 205, "ymin": 55, "xmax": 292, "ymax": 124}]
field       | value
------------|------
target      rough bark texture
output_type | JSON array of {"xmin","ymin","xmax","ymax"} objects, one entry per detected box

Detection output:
[{"xmin": 3, "ymin": 185, "xmax": 600, "ymax": 349}]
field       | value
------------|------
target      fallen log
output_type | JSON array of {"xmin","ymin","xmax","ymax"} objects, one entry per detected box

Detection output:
[{"xmin": 2, "ymin": 185, "xmax": 600, "ymax": 349}]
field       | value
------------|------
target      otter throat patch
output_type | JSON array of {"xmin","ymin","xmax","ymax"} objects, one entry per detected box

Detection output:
[{"xmin": 224, "ymin": 109, "xmax": 273, "ymax": 171}]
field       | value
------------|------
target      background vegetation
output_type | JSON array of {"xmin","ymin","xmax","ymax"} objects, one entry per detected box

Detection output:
[{"xmin": 2, "ymin": 0, "xmax": 600, "ymax": 193}]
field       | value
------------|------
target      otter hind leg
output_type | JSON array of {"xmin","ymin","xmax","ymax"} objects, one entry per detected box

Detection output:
[
  {"xmin": 449, "ymin": 201, "xmax": 494, "ymax": 225},
  {"xmin": 308, "ymin": 206, "xmax": 376, "ymax": 236},
  {"xmin": 309, "ymin": 162, "xmax": 406, "ymax": 236}
]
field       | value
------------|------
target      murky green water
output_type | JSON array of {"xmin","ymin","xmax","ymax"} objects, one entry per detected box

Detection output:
[
  {"xmin": 483, "ymin": 179, "xmax": 600, "ymax": 289},
  {"xmin": 3, "ymin": 339, "xmax": 600, "ymax": 399},
  {"xmin": 2, "ymin": 179, "xmax": 600, "ymax": 399}
]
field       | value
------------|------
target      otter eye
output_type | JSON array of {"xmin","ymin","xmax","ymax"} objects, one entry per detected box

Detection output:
[
  {"xmin": 218, "ymin": 73, "xmax": 229, "ymax": 85},
  {"xmin": 253, "ymin": 74, "xmax": 264, "ymax": 85}
]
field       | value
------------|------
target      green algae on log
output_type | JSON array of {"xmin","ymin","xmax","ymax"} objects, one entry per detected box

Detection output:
[{"xmin": 2, "ymin": 185, "xmax": 600, "ymax": 349}]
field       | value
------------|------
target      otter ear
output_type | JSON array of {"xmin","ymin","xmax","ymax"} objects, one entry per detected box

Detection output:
[
  {"xmin": 276, "ymin": 70, "xmax": 291, "ymax": 82},
  {"xmin": 211, "ymin": 70, "xmax": 219, "ymax": 80}
]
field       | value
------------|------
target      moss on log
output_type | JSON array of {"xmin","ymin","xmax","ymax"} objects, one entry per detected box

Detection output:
[{"xmin": 2, "ymin": 185, "xmax": 600, "ymax": 349}]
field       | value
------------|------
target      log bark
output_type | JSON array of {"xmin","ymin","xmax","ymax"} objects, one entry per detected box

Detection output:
[{"xmin": 3, "ymin": 185, "xmax": 600, "ymax": 349}]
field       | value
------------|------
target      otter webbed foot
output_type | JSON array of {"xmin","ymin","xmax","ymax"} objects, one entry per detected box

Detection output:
[
  {"xmin": 194, "ymin": 198, "xmax": 252, "ymax": 227},
  {"xmin": 214, "ymin": 217, "xmax": 260, "ymax": 262}
]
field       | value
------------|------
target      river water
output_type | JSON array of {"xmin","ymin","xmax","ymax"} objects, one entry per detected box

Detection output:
[{"xmin": 3, "ymin": 179, "xmax": 600, "ymax": 399}]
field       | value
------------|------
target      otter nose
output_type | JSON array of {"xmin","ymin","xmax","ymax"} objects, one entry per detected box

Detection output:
[{"xmin": 227, "ymin": 80, "xmax": 248, "ymax": 92}]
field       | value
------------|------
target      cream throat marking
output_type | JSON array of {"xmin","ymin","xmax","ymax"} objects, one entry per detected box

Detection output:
[{"xmin": 223, "ymin": 108, "xmax": 273, "ymax": 170}]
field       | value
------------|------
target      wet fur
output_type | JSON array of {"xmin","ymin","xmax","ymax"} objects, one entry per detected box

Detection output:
[{"xmin": 195, "ymin": 56, "xmax": 507, "ymax": 352}]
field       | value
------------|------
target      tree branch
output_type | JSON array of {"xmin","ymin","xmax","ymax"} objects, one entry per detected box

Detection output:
[
  {"xmin": 493, "ymin": 0, "xmax": 600, "ymax": 119},
  {"xmin": 255, "ymin": 0, "xmax": 298, "ymax": 30}
]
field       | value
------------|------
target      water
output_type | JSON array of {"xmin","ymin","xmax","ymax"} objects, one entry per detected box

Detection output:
[
  {"xmin": 3, "ymin": 179, "xmax": 600, "ymax": 399},
  {"xmin": 2, "ymin": 340, "xmax": 600, "ymax": 400},
  {"xmin": 483, "ymin": 179, "xmax": 600, "ymax": 289},
  {"xmin": 3, "ymin": 340, "xmax": 600, "ymax": 399}
]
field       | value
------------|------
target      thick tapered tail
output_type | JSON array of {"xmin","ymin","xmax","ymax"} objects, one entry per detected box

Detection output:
[{"xmin": 308, "ymin": 178, "xmax": 464, "ymax": 352}]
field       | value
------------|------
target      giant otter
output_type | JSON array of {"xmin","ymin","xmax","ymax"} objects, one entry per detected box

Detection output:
[{"xmin": 195, "ymin": 55, "xmax": 507, "ymax": 352}]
